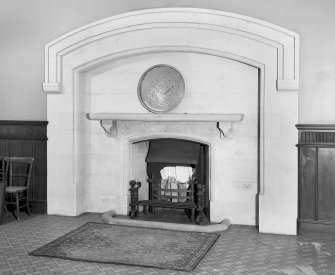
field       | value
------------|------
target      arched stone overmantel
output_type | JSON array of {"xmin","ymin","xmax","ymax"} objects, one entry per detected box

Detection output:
[
  {"xmin": 42, "ymin": 8, "xmax": 299, "ymax": 93},
  {"xmin": 43, "ymin": 8, "xmax": 299, "ymax": 235}
]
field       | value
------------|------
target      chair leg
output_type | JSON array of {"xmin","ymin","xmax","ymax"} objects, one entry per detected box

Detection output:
[
  {"xmin": 26, "ymin": 196, "xmax": 30, "ymax": 216},
  {"xmin": 16, "ymin": 193, "xmax": 19, "ymax": 221}
]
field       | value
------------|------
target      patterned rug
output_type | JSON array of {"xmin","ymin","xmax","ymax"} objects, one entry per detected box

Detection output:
[{"xmin": 30, "ymin": 222, "xmax": 219, "ymax": 271}]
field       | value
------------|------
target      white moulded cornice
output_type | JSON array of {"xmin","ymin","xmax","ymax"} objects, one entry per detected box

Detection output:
[
  {"xmin": 276, "ymin": 79, "xmax": 300, "ymax": 91},
  {"xmin": 42, "ymin": 82, "xmax": 62, "ymax": 93}
]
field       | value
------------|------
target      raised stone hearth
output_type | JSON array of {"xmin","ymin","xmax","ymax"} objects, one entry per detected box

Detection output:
[
  {"xmin": 101, "ymin": 210, "xmax": 231, "ymax": 233},
  {"xmin": 43, "ymin": 8, "xmax": 299, "ymax": 235}
]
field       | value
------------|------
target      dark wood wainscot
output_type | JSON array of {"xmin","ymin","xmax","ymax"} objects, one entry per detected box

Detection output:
[
  {"xmin": 0, "ymin": 121, "xmax": 48, "ymax": 214},
  {"xmin": 297, "ymin": 124, "xmax": 335, "ymax": 234}
]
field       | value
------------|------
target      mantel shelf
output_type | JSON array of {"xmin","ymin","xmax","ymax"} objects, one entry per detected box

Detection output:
[
  {"xmin": 86, "ymin": 113, "xmax": 243, "ymax": 122},
  {"xmin": 86, "ymin": 113, "xmax": 244, "ymax": 137}
]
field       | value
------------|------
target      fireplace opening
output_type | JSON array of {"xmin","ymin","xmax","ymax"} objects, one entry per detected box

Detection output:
[{"xmin": 130, "ymin": 138, "xmax": 210, "ymax": 224}]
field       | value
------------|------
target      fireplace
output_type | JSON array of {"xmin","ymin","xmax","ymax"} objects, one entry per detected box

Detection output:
[
  {"xmin": 131, "ymin": 138, "xmax": 210, "ymax": 223},
  {"xmin": 43, "ymin": 8, "xmax": 299, "ymax": 234}
]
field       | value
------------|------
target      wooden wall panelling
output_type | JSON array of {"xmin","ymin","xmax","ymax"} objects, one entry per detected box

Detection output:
[
  {"xmin": 0, "ymin": 140, "xmax": 6, "ymax": 155},
  {"xmin": 318, "ymin": 148, "xmax": 335, "ymax": 220},
  {"xmin": 31, "ymin": 140, "xmax": 47, "ymax": 213},
  {"xmin": 0, "ymin": 121, "xmax": 48, "ymax": 214},
  {"xmin": 298, "ymin": 146, "xmax": 316, "ymax": 220},
  {"xmin": 297, "ymin": 124, "xmax": 335, "ymax": 234}
]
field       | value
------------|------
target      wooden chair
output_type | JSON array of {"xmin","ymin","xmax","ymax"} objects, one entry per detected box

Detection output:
[
  {"xmin": 0, "ymin": 157, "xmax": 10, "ymax": 224},
  {"xmin": 5, "ymin": 157, "xmax": 34, "ymax": 221}
]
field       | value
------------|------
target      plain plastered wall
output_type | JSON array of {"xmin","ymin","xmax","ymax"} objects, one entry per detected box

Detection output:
[{"xmin": 0, "ymin": 0, "xmax": 334, "ymax": 123}]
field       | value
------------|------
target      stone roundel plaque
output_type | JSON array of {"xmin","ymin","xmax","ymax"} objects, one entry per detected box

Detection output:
[{"xmin": 137, "ymin": 64, "xmax": 185, "ymax": 113}]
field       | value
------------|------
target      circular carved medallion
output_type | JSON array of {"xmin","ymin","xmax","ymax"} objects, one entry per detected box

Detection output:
[{"xmin": 137, "ymin": 65, "xmax": 185, "ymax": 113}]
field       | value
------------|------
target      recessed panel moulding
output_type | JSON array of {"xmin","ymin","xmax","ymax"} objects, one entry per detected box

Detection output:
[{"xmin": 43, "ymin": 8, "xmax": 299, "ymax": 235}]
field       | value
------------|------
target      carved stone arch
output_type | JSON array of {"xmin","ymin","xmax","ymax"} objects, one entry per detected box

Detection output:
[
  {"xmin": 43, "ymin": 8, "xmax": 299, "ymax": 93},
  {"xmin": 123, "ymin": 132, "xmax": 214, "ymax": 197}
]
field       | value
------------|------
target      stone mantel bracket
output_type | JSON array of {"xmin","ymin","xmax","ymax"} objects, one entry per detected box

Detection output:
[
  {"xmin": 86, "ymin": 113, "xmax": 244, "ymax": 138},
  {"xmin": 99, "ymin": 120, "xmax": 117, "ymax": 136}
]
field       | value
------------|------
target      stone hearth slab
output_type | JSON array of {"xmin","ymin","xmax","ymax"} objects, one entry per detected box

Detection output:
[{"xmin": 101, "ymin": 210, "xmax": 230, "ymax": 232}]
